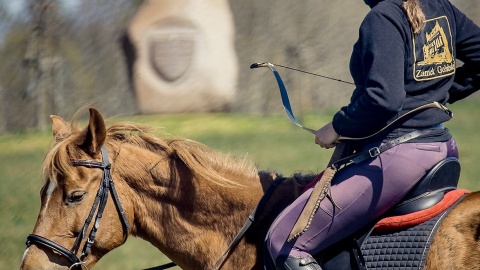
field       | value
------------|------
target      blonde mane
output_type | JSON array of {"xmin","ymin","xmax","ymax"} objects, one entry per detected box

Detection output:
[{"xmin": 43, "ymin": 120, "xmax": 258, "ymax": 187}]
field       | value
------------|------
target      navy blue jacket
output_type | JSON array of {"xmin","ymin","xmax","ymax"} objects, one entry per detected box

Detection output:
[{"xmin": 332, "ymin": 0, "xmax": 480, "ymax": 140}]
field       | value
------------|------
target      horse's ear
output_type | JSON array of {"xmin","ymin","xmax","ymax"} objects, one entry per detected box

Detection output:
[
  {"xmin": 78, "ymin": 108, "xmax": 106, "ymax": 156},
  {"xmin": 51, "ymin": 115, "xmax": 70, "ymax": 142}
]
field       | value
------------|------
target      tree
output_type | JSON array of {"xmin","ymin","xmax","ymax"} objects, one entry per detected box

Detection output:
[{"xmin": 24, "ymin": 0, "xmax": 61, "ymax": 130}]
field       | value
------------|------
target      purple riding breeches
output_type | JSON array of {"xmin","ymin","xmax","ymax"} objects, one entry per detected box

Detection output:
[{"xmin": 266, "ymin": 138, "xmax": 459, "ymax": 263}]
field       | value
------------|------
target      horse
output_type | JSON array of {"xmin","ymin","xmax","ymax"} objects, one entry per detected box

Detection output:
[{"xmin": 19, "ymin": 108, "xmax": 480, "ymax": 270}]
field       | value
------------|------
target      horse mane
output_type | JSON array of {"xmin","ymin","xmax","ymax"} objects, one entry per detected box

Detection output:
[{"xmin": 42, "ymin": 119, "xmax": 258, "ymax": 187}]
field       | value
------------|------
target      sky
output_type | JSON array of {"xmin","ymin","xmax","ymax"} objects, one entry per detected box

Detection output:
[
  {"xmin": 0, "ymin": 0, "xmax": 79, "ymax": 16},
  {"xmin": 0, "ymin": 0, "xmax": 80, "ymax": 44},
  {"xmin": 1, "ymin": 0, "xmax": 25, "ymax": 15}
]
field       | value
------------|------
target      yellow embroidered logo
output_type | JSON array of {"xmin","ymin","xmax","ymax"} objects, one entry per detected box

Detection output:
[{"xmin": 413, "ymin": 16, "xmax": 455, "ymax": 81}]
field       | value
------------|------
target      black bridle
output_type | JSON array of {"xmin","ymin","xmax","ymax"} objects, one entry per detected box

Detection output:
[{"xmin": 26, "ymin": 146, "xmax": 130, "ymax": 269}]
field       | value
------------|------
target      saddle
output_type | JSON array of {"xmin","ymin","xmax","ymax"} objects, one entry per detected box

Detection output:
[{"xmin": 388, "ymin": 157, "xmax": 461, "ymax": 216}]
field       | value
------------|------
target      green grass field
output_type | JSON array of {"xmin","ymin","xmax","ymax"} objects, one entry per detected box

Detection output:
[{"xmin": 1, "ymin": 101, "xmax": 479, "ymax": 269}]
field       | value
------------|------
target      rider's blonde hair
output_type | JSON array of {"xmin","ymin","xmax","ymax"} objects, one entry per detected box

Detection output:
[{"xmin": 402, "ymin": 0, "xmax": 426, "ymax": 34}]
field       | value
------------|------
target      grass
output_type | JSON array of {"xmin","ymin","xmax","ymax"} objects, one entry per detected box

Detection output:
[{"xmin": 1, "ymin": 100, "xmax": 479, "ymax": 269}]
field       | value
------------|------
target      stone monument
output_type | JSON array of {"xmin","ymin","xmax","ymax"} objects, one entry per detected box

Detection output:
[{"xmin": 125, "ymin": 0, "xmax": 238, "ymax": 114}]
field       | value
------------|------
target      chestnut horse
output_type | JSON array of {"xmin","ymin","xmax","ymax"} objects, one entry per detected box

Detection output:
[{"xmin": 20, "ymin": 108, "xmax": 480, "ymax": 270}]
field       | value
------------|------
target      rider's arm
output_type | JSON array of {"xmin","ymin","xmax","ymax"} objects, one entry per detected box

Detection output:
[
  {"xmin": 448, "ymin": 3, "xmax": 480, "ymax": 104},
  {"xmin": 332, "ymin": 8, "xmax": 406, "ymax": 138}
]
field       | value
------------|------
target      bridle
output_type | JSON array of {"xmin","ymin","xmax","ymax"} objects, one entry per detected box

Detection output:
[{"xmin": 25, "ymin": 146, "xmax": 130, "ymax": 270}]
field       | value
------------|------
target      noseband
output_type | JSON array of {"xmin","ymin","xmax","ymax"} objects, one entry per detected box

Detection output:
[{"xmin": 26, "ymin": 146, "xmax": 130, "ymax": 269}]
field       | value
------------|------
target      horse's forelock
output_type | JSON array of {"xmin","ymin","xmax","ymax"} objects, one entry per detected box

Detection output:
[
  {"xmin": 42, "ymin": 116, "xmax": 89, "ymax": 185},
  {"xmin": 42, "ymin": 136, "xmax": 83, "ymax": 186}
]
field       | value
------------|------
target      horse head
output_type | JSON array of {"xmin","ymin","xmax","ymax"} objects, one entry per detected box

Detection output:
[{"xmin": 20, "ymin": 108, "xmax": 134, "ymax": 270}]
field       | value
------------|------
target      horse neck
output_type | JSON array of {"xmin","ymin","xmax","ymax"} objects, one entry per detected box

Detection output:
[{"xmin": 114, "ymin": 144, "xmax": 266, "ymax": 269}]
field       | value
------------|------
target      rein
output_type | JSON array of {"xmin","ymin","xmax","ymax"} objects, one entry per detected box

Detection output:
[{"xmin": 26, "ymin": 146, "xmax": 130, "ymax": 270}]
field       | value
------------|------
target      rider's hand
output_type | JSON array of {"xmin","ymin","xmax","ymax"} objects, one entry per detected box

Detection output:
[{"xmin": 315, "ymin": 122, "xmax": 340, "ymax": 149}]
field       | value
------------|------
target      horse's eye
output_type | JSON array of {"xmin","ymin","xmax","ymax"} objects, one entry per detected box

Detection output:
[{"xmin": 67, "ymin": 191, "xmax": 86, "ymax": 204}]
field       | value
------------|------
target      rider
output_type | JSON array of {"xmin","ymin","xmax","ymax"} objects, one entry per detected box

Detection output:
[{"xmin": 266, "ymin": 0, "xmax": 480, "ymax": 269}]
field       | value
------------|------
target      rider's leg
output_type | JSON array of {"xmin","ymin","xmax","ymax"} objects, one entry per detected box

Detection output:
[{"xmin": 266, "ymin": 139, "xmax": 457, "ymax": 266}]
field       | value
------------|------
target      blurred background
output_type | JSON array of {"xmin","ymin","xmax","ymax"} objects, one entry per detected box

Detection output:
[
  {"xmin": 2, "ymin": 0, "xmax": 476, "ymax": 134},
  {"xmin": 1, "ymin": 0, "xmax": 479, "ymax": 269}
]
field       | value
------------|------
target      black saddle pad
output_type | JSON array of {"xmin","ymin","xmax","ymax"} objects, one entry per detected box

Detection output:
[{"xmin": 360, "ymin": 199, "xmax": 460, "ymax": 270}]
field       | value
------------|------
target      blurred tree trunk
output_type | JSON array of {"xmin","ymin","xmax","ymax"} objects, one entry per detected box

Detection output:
[
  {"xmin": 0, "ymin": 85, "xmax": 5, "ymax": 134},
  {"xmin": 24, "ymin": 0, "xmax": 59, "ymax": 131},
  {"xmin": 0, "ymin": 5, "xmax": 6, "ymax": 134}
]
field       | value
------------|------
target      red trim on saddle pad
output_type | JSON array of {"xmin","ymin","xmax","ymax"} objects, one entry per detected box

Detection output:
[
  {"xmin": 373, "ymin": 189, "xmax": 470, "ymax": 233},
  {"xmin": 303, "ymin": 172, "xmax": 323, "ymax": 192}
]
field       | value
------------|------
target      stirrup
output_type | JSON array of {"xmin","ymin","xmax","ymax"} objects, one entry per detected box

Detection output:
[{"xmin": 275, "ymin": 254, "xmax": 322, "ymax": 270}]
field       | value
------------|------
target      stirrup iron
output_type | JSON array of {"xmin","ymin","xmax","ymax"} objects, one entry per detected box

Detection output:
[{"xmin": 275, "ymin": 255, "xmax": 322, "ymax": 270}]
